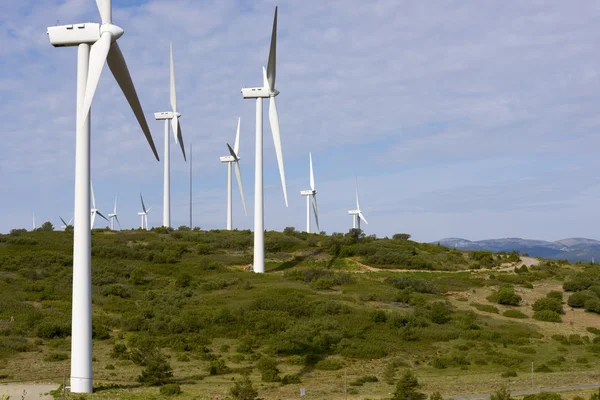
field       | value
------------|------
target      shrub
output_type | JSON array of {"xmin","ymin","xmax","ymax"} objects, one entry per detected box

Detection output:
[
  {"xmin": 43, "ymin": 352, "xmax": 68, "ymax": 362},
  {"xmin": 501, "ymin": 371, "xmax": 517, "ymax": 378},
  {"xmin": 563, "ymin": 278, "xmax": 592, "ymax": 292},
  {"xmin": 111, "ymin": 343, "xmax": 128, "ymax": 359},
  {"xmin": 36, "ymin": 321, "xmax": 70, "ymax": 339},
  {"xmin": 585, "ymin": 298, "xmax": 600, "ymax": 314},
  {"xmin": 487, "ymin": 286, "xmax": 521, "ymax": 306},
  {"xmin": 281, "ymin": 374, "xmax": 301, "ymax": 385},
  {"xmin": 315, "ymin": 358, "xmax": 343, "ymax": 370},
  {"xmin": 261, "ymin": 369, "xmax": 281, "ymax": 382},
  {"xmin": 472, "ymin": 303, "xmax": 500, "ymax": 314},
  {"xmin": 385, "ymin": 277, "xmax": 439, "ymax": 294},
  {"xmin": 490, "ymin": 385, "xmax": 512, "ymax": 400},
  {"xmin": 428, "ymin": 302, "xmax": 453, "ymax": 324},
  {"xmin": 546, "ymin": 291, "xmax": 563, "ymax": 300},
  {"xmin": 207, "ymin": 359, "xmax": 231, "ymax": 375},
  {"xmin": 534, "ymin": 364, "xmax": 553, "ymax": 373},
  {"xmin": 567, "ymin": 291, "xmax": 598, "ymax": 308},
  {"xmin": 587, "ymin": 327, "xmax": 600, "ymax": 335},
  {"xmin": 230, "ymin": 374, "xmax": 258, "ymax": 400},
  {"xmin": 532, "ymin": 298, "xmax": 564, "ymax": 314},
  {"xmin": 503, "ymin": 310, "xmax": 528, "ymax": 319},
  {"xmin": 392, "ymin": 370, "xmax": 426, "ymax": 400},
  {"xmin": 533, "ymin": 310, "xmax": 561, "ymax": 322},
  {"xmin": 159, "ymin": 383, "xmax": 182, "ymax": 395}
]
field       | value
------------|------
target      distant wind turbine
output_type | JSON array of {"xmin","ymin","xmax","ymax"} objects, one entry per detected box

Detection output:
[
  {"xmin": 348, "ymin": 178, "xmax": 368, "ymax": 230},
  {"xmin": 90, "ymin": 182, "xmax": 109, "ymax": 229},
  {"xmin": 240, "ymin": 7, "xmax": 286, "ymax": 273},
  {"xmin": 154, "ymin": 43, "xmax": 186, "ymax": 228},
  {"xmin": 107, "ymin": 196, "xmax": 121, "ymax": 230},
  {"xmin": 32, "ymin": 213, "xmax": 36, "ymax": 231},
  {"xmin": 220, "ymin": 117, "xmax": 247, "ymax": 230},
  {"xmin": 46, "ymin": 0, "xmax": 159, "ymax": 392},
  {"xmin": 300, "ymin": 153, "xmax": 319, "ymax": 233},
  {"xmin": 60, "ymin": 216, "xmax": 74, "ymax": 230},
  {"xmin": 138, "ymin": 194, "xmax": 151, "ymax": 230}
]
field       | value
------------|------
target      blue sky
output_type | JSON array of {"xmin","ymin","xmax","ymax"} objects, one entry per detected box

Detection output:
[{"xmin": 2, "ymin": 0, "xmax": 600, "ymax": 242}]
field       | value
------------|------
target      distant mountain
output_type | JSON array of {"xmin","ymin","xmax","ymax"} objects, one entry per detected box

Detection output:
[{"xmin": 434, "ymin": 237, "xmax": 600, "ymax": 262}]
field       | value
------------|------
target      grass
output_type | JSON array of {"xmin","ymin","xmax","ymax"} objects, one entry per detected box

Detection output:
[{"xmin": 0, "ymin": 229, "xmax": 599, "ymax": 399}]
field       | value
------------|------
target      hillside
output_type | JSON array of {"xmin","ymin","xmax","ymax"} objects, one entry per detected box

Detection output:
[
  {"xmin": 0, "ymin": 229, "xmax": 599, "ymax": 399},
  {"xmin": 436, "ymin": 237, "xmax": 600, "ymax": 262}
]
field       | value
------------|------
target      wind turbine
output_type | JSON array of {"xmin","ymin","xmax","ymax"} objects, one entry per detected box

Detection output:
[
  {"xmin": 240, "ymin": 6, "xmax": 287, "ymax": 273},
  {"xmin": 32, "ymin": 213, "xmax": 36, "ymax": 231},
  {"xmin": 348, "ymin": 178, "xmax": 368, "ymax": 231},
  {"xmin": 60, "ymin": 216, "xmax": 74, "ymax": 230},
  {"xmin": 107, "ymin": 196, "xmax": 121, "ymax": 230},
  {"xmin": 90, "ymin": 182, "xmax": 109, "ymax": 229},
  {"xmin": 300, "ymin": 153, "xmax": 319, "ymax": 233},
  {"xmin": 138, "ymin": 194, "xmax": 151, "ymax": 230},
  {"xmin": 47, "ymin": 0, "xmax": 159, "ymax": 393},
  {"xmin": 154, "ymin": 43, "xmax": 186, "ymax": 228},
  {"xmin": 220, "ymin": 117, "xmax": 247, "ymax": 230}
]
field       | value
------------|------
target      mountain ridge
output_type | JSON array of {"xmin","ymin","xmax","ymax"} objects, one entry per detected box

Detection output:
[{"xmin": 434, "ymin": 237, "xmax": 600, "ymax": 262}]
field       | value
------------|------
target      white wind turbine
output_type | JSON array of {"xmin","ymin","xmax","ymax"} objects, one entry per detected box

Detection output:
[
  {"xmin": 47, "ymin": 0, "xmax": 159, "ymax": 393},
  {"xmin": 348, "ymin": 178, "xmax": 368, "ymax": 231},
  {"xmin": 300, "ymin": 153, "xmax": 319, "ymax": 233},
  {"xmin": 107, "ymin": 196, "xmax": 121, "ymax": 230},
  {"xmin": 219, "ymin": 117, "xmax": 247, "ymax": 230},
  {"xmin": 138, "ymin": 194, "xmax": 151, "ymax": 230},
  {"xmin": 32, "ymin": 213, "xmax": 36, "ymax": 231},
  {"xmin": 60, "ymin": 216, "xmax": 74, "ymax": 230},
  {"xmin": 154, "ymin": 43, "xmax": 186, "ymax": 228},
  {"xmin": 90, "ymin": 182, "xmax": 109, "ymax": 229},
  {"xmin": 241, "ymin": 6, "xmax": 287, "ymax": 273}
]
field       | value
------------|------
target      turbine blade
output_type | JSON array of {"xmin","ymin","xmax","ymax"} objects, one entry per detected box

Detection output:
[
  {"xmin": 176, "ymin": 119, "xmax": 186, "ymax": 161},
  {"xmin": 95, "ymin": 0, "xmax": 112, "ymax": 24},
  {"xmin": 171, "ymin": 116, "xmax": 179, "ymax": 144},
  {"xmin": 169, "ymin": 42, "xmax": 177, "ymax": 113},
  {"xmin": 60, "ymin": 216, "xmax": 68, "ymax": 226},
  {"xmin": 269, "ymin": 96, "xmax": 287, "ymax": 207},
  {"xmin": 312, "ymin": 195, "xmax": 320, "ymax": 232},
  {"xmin": 106, "ymin": 41, "xmax": 160, "ymax": 161},
  {"xmin": 234, "ymin": 117, "xmax": 241, "ymax": 155},
  {"xmin": 266, "ymin": 6, "xmax": 277, "ymax": 91},
  {"xmin": 359, "ymin": 212, "xmax": 368, "ymax": 225},
  {"xmin": 234, "ymin": 161, "xmax": 247, "ymax": 216},
  {"xmin": 140, "ymin": 193, "xmax": 146, "ymax": 213},
  {"xmin": 80, "ymin": 32, "xmax": 112, "ymax": 127},
  {"xmin": 91, "ymin": 211, "xmax": 96, "ymax": 229},
  {"xmin": 91, "ymin": 181, "xmax": 97, "ymax": 209},
  {"xmin": 115, "ymin": 215, "xmax": 122, "ymax": 230},
  {"xmin": 226, "ymin": 143, "xmax": 238, "ymax": 160},
  {"xmin": 262, "ymin": 66, "xmax": 269, "ymax": 89},
  {"xmin": 309, "ymin": 152, "xmax": 315, "ymax": 191},
  {"xmin": 146, "ymin": 207, "xmax": 152, "ymax": 213},
  {"xmin": 68, "ymin": 217, "xmax": 73, "ymax": 225},
  {"xmin": 355, "ymin": 177, "xmax": 360, "ymax": 210},
  {"xmin": 97, "ymin": 211, "xmax": 109, "ymax": 222},
  {"xmin": 113, "ymin": 195, "xmax": 117, "ymax": 214}
]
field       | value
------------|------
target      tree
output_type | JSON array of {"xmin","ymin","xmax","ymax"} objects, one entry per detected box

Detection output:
[
  {"xmin": 230, "ymin": 373, "xmax": 258, "ymax": 400},
  {"xmin": 393, "ymin": 370, "xmax": 426, "ymax": 400},
  {"xmin": 41, "ymin": 221, "xmax": 54, "ymax": 231},
  {"xmin": 346, "ymin": 228, "xmax": 365, "ymax": 242},
  {"xmin": 393, "ymin": 233, "xmax": 411, "ymax": 240},
  {"xmin": 283, "ymin": 226, "xmax": 296, "ymax": 235},
  {"xmin": 177, "ymin": 225, "xmax": 190, "ymax": 231}
]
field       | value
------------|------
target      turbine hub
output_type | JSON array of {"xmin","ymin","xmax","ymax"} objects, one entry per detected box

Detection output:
[{"xmin": 101, "ymin": 24, "xmax": 124, "ymax": 41}]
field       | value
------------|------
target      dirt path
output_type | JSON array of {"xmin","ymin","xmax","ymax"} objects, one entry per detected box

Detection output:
[
  {"xmin": 352, "ymin": 256, "xmax": 539, "ymax": 274},
  {"xmin": 447, "ymin": 382, "xmax": 600, "ymax": 400},
  {"xmin": 0, "ymin": 383, "xmax": 58, "ymax": 399}
]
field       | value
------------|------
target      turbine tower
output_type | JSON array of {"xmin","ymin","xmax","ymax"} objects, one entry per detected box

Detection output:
[
  {"xmin": 32, "ymin": 213, "xmax": 36, "ymax": 231},
  {"xmin": 47, "ymin": 0, "xmax": 159, "ymax": 392},
  {"xmin": 347, "ymin": 178, "xmax": 368, "ymax": 231},
  {"xmin": 107, "ymin": 196, "xmax": 121, "ymax": 230},
  {"xmin": 138, "ymin": 194, "xmax": 151, "ymax": 230},
  {"xmin": 300, "ymin": 153, "xmax": 319, "ymax": 233},
  {"xmin": 90, "ymin": 182, "xmax": 109, "ymax": 229},
  {"xmin": 219, "ymin": 117, "xmax": 247, "ymax": 230},
  {"xmin": 155, "ymin": 43, "xmax": 186, "ymax": 228},
  {"xmin": 240, "ymin": 6, "xmax": 287, "ymax": 273}
]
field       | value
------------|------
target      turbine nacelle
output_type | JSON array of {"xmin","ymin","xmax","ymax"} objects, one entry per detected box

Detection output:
[
  {"xmin": 300, "ymin": 189, "xmax": 316, "ymax": 196},
  {"xmin": 47, "ymin": 23, "xmax": 123, "ymax": 47},
  {"xmin": 348, "ymin": 210, "xmax": 360, "ymax": 215},
  {"xmin": 154, "ymin": 111, "xmax": 177, "ymax": 120},
  {"xmin": 220, "ymin": 155, "xmax": 238, "ymax": 163}
]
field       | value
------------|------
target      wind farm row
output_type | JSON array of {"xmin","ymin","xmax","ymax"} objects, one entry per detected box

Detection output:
[{"xmin": 42, "ymin": 0, "xmax": 370, "ymax": 393}]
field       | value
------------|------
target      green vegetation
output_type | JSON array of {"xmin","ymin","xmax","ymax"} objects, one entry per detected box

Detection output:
[{"xmin": 0, "ymin": 229, "xmax": 599, "ymax": 399}]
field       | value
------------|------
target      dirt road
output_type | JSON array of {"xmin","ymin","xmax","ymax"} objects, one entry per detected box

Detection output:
[{"xmin": 0, "ymin": 383, "xmax": 58, "ymax": 400}]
